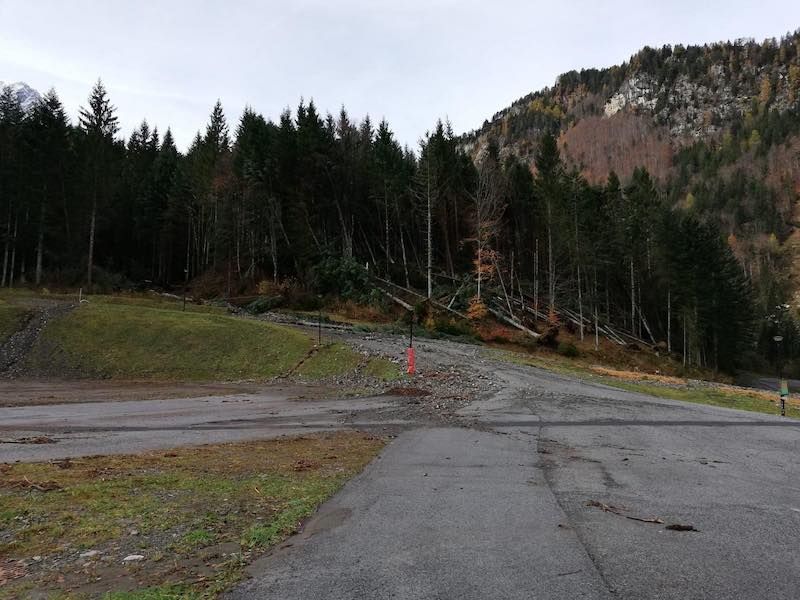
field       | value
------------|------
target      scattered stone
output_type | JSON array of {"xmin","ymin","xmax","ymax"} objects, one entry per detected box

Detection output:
[
  {"xmin": 79, "ymin": 550, "xmax": 100, "ymax": 559},
  {"xmin": 122, "ymin": 554, "xmax": 145, "ymax": 562}
]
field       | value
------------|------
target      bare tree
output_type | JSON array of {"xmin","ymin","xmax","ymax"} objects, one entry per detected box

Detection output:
[{"xmin": 468, "ymin": 162, "xmax": 506, "ymax": 300}]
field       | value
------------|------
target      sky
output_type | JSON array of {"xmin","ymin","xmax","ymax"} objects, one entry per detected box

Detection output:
[{"xmin": 2, "ymin": 0, "xmax": 800, "ymax": 151}]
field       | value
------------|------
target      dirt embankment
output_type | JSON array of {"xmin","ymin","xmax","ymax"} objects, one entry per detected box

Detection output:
[{"xmin": 0, "ymin": 300, "xmax": 74, "ymax": 378}]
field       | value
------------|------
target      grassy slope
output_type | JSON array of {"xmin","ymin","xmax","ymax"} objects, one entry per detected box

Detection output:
[
  {"xmin": 0, "ymin": 434, "xmax": 385, "ymax": 599},
  {"xmin": 502, "ymin": 350, "xmax": 799, "ymax": 419},
  {"xmin": 0, "ymin": 303, "xmax": 29, "ymax": 344},
  {"xmin": 606, "ymin": 380, "xmax": 800, "ymax": 419},
  {"xmin": 27, "ymin": 300, "xmax": 354, "ymax": 381}
]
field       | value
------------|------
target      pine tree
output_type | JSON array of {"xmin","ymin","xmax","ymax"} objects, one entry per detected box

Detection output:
[{"xmin": 79, "ymin": 79, "xmax": 119, "ymax": 288}]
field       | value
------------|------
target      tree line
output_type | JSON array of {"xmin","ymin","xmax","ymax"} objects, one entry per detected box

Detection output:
[{"xmin": 0, "ymin": 80, "xmax": 756, "ymax": 371}]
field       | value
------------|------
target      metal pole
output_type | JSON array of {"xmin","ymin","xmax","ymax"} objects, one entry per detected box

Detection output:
[
  {"xmin": 318, "ymin": 308, "xmax": 322, "ymax": 346},
  {"xmin": 779, "ymin": 342, "xmax": 785, "ymax": 417},
  {"xmin": 774, "ymin": 335, "xmax": 785, "ymax": 416}
]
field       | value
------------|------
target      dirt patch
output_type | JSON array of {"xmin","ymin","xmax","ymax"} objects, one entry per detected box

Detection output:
[
  {"xmin": 383, "ymin": 387, "xmax": 432, "ymax": 397},
  {"xmin": 0, "ymin": 301, "xmax": 74, "ymax": 378},
  {"xmin": 589, "ymin": 366, "xmax": 687, "ymax": 385},
  {"xmin": 0, "ymin": 560, "xmax": 27, "ymax": 586},
  {"xmin": 0, "ymin": 380, "xmax": 277, "ymax": 408}
]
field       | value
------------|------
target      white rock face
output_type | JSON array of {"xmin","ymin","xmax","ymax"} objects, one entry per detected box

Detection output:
[
  {"xmin": 0, "ymin": 80, "xmax": 42, "ymax": 112},
  {"xmin": 601, "ymin": 60, "xmax": 796, "ymax": 141},
  {"xmin": 603, "ymin": 74, "xmax": 659, "ymax": 117}
]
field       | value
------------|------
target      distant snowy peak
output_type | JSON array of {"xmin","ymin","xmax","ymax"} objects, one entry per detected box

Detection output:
[{"xmin": 0, "ymin": 81, "xmax": 42, "ymax": 112}]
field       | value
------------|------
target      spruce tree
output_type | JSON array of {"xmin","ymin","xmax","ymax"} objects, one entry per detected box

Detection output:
[{"xmin": 79, "ymin": 79, "xmax": 119, "ymax": 288}]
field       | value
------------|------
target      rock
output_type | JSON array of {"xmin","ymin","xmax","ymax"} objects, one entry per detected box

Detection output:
[
  {"xmin": 122, "ymin": 554, "xmax": 145, "ymax": 562},
  {"xmin": 79, "ymin": 550, "xmax": 100, "ymax": 558},
  {"xmin": 32, "ymin": 555, "xmax": 42, "ymax": 562},
  {"xmin": 129, "ymin": 529, "xmax": 139, "ymax": 536}
]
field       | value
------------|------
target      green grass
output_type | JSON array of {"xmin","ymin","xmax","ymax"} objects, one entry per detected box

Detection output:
[
  {"xmin": 88, "ymin": 293, "xmax": 227, "ymax": 315},
  {"xmin": 604, "ymin": 380, "xmax": 800, "ymax": 418},
  {"xmin": 363, "ymin": 356, "xmax": 404, "ymax": 381},
  {"xmin": 26, "ymin": 301, "xmax": 362, "ymax": 381},
  {"xmin": 495, "ymin": 348, "xmax": 798, "ymax": 419},
  {"xmin": 295, "ymin": 342, "xmax": 362, "ymax": 379},
  {"xmin": 0, "ymin": 434, "xmax": 385, "ymax": 599},
  {"xmin": 0, "ymin": 303, "xmax": 29, "ymax": 343},
  {"xmin": 104, "ymin": 587, "xmax": 198, "ymax": 600}
]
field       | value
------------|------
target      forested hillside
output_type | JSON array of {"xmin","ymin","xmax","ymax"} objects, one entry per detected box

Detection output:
[
  {"xmin": 3, "ymin": 31, "xmax": 797, "ymax": 374},
  {"xmin": 463, "ymin": 29, "xmax": 800, "ymax": 371}
]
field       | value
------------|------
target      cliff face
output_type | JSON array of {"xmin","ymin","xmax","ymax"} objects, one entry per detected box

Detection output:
[
  {"xmin": 466, "ymin": 33, "xmax": 800, "ymax": 180},
  {"xmin": 464, "ymin": 31, "xmax": 800, "ymax": 303}
]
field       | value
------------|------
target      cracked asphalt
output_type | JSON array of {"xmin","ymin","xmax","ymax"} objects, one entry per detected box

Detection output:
[
  {"xmin": 229, "ymin": 338, "xmax": 800, "ymax": 600},
  {"xmin": 3, "ymin": 330, "xmax": 800, "ymax": 598}
]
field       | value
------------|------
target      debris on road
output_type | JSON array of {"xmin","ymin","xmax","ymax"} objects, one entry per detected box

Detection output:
[
  {"xmin": 585, "ymin": 500, "xmax": 664, "ymax": 525},
  {"xmin": 666, "ymin": 523, "xmax": 699, "ymax": 532},
  {"xmin": 1, "ymin": 435, "xmax": 56, "ymax": 444}
]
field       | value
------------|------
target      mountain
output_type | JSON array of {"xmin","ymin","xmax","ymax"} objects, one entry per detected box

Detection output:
[
  {"xmin": 464, "ymin": 30, "xmax": 800, "ymax": 307},
  {"xmin": 0, "ymin": 81, "xmax": 42, "ymax": 112}
]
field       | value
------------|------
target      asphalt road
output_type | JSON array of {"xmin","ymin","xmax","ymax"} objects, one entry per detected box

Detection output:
[
  {"xmin": 0, "ymin": 384, "xmax": 403, "ymax": 462},
  {"xmin": 229, "ymin": 355, "xmax": 800, "ymax": 600},
  {"xmin": 3, "ymin": 331, "xmax": 800, "ymax": 598}
]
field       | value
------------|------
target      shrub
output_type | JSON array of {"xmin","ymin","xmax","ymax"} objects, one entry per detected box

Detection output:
[
  {"xmin": 466, "ymin": 297, "xmax": 488, "ymax": 320},
  {"xmin": 557, "ymin": 342, "xmax": 579, "ymax": 358},
  {"xmin": 247, "ymin": 295, "xmax": 284, "ymax": 314},
  {"xmin": 432, "ymin": 317, "xmax": 474, "ymax": 338},
  {"xmin": 311, "ymin": 256, "xmax": 371, "ymax": 301}
]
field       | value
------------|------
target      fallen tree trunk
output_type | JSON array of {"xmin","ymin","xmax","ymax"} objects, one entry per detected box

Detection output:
[
  {"xmin": 488, "ymin": 306, "xmax": 540, "ymax": 338},
  {"xmin": 377, "ymin": 287, "xmax": 414, "ymax": 312}
]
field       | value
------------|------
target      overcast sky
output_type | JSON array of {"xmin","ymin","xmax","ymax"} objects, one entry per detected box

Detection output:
[{"xmin": 2, "ymin": 1, "xmax": 799, "ymax": 151}]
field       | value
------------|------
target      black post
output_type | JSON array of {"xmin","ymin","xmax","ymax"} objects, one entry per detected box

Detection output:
[
  {"xmin": 774, "ymin": 335, "xmax": 785, "ymax": 416},
  {"xmin": 318, "ymin": 308, "xmax": 322, "ymax": 346},
  {"xmin": 409, "ymin": 315, "xmax": 413, "ymax": 348},
  {"xmin": 779, "ymin": 342, "xmax": 785, "ymax": 417}
]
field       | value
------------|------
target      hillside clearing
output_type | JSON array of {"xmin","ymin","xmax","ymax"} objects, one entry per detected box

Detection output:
[{"xmin": 23, "ymin": 301, "xmax": 362, "ymax": 381}]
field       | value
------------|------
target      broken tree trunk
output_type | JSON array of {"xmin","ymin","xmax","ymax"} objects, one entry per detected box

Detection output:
[
  {"xmin": 377, "ymin": 287, "xmax": 414, "ymax": 312},
  {"xmin": 488, "ymin": 306, "xmax": 540, "ymax": 338}
]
